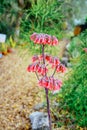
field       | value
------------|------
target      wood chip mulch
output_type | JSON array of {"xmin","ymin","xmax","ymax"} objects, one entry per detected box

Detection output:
[{"xmin": 0, "ymin": 50, "xmax": 43, "ymax": 130}]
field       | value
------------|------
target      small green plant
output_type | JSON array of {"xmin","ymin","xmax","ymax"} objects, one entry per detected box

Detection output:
[
  {"xmin": 9, "ymin": 36, "xmax": 16, "ymax": 48},
  {"xmin": 1, "ymin": 43, "xmax": 6, "ymax": 51}
]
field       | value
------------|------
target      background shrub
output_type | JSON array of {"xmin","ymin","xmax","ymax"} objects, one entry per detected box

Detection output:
[
  {"xmin": 60, "ymin": 31, "xmax": 87, "ymax": 127},
  {"xmin": 20, "ymin": 0, "xmax": 64, "ymax": 40}
]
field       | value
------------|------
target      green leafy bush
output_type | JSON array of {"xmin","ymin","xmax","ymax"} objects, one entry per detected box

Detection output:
[
  {"xmin": 61, "ymin": 32, "xmax": 87, "ymax": 127},
  {"xmin": 21, "ymin": 0, "xmax": 64, "ymax": 39},
  {"xmin": 20, "ymin": 0, "xmax": 64, "ymax": 54},
  {"xmin": 67, "ymin": 30, "xmax": 87, "ymax": 58}
]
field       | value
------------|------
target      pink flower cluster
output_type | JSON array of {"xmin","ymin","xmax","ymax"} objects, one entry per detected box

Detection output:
[
  {"xmin": 30, "ymin": 33, "xmax": 58, "ymax": 46},
  {"xmin": 32, "ymin": 54, "xmax": 51, "ymax": 62},
  {"xmin": 32, "ymin": 54, "xmax": 60, "ymax": 65},
  {"xmin": 27, "ymin": 32, "xmax": 66, "ymax": 91},
  {"xmin": 27, "ymin": 62, "xmax": 48, "ymax": 75},
  {"xmin": 39, "ymin": 76, "xmax": 62, "ymax": 90},
  {"xmin": 32, "ymin": 55, "xmax": 39, "ymax": 62},
  {"xmin": 32, "ymin": 54, "xmax": 66, "ymax": 73}
]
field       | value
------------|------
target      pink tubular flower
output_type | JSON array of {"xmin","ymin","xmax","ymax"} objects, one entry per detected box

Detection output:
[
  {"xmin": 50, "ymin": 56, "xmax": 60, "ymax": 67},
  {"xmin": 37, "ymin": 65, "xmax": 48, "ymax": 75},
  {"xmin": 30, "ymin": 33, "xmax": 37, "ymax": 41},
  {"xmin": 39, "ymin": 77, "xmax": 48, "ymax": 87},
  {"xmin": 51, "ymin": 36, "xmax": 58, "ymax": 46},
  {"xmin": 54, "ymin": 79, "xmax": 62, "ymax": 90},
  {"xmin": 38, "ymin": 76, "xmax": 62, "ymax": 91},
  {"xmin": 27, "ymin": 62, "xmax": 39, "ymax": 72},
  {"xmin": 30, "ymin": 33, "xmax": 58, "ymax": 46},
  {"xmin": 38, "ymin": 54, "xmax": 43, "ymax": 60},
  {"xmin": 45, "ymin": 55, "xmax": 52, "ymax": 62},
  {"xmin": 39, "ymin": 54, "xmax": 52, "ymax": 62},
  {"xmin": 83, "ymin": 48, "xmax": 87, "ymax": 53},
  {"xmin": 32, "ymin": 55, "xmax": 39, "ymax": 62},
  {"xmin": 56, "ymin": 64, "xmax": 66, "ymax": 73}
]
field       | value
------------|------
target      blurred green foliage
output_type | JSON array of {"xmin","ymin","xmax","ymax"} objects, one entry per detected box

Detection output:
[
  {"xmin": 0, "ymin": 0, "xmax": 19, "ymax": 36},
  {"xmin": 21, "ymin": 0, "xmax": 64, "ymax": 33},
  {"xmin": 0, "ymin": 0, "xmax": 64, "ymax": 37},
  {"xmin": 20, "ymin": 0, "xmax": 64, "ymax": 54},
  {"xmin": 60, "ymin": 31, "xmax": 87, "ymax": 127},
  {"xmin": 67, "ymin": 30, "xmax": 87, "ymax": 58},
  {"xmin": 0, "ymin": 0, "xmax": 65, "ymax": 54}
]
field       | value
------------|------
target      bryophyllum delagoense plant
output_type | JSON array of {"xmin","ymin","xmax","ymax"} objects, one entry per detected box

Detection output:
[{"xmin": 27, "ymin": 32, "xmax": 66, "ymax": 130}]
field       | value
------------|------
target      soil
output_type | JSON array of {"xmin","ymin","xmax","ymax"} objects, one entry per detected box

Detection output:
[{"xmin": 0, "ymin": 49, "xmax": 44, "ymax": 130}]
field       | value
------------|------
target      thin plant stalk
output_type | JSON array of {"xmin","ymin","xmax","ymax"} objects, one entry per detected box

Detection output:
[
  {"xmin": 45, "ymin": 88, "xmax": 52, "ymax": 130},
  {"xmin": 42, "ymin": 44, "xmax": 52, "ymax": 130},
  {"xmin": 52, "ymin": 66, "xmax": 57, "ymax": 77},
  {"xmin": 35, "ymin": 71, "xmax": 39, "ymax": 80}
]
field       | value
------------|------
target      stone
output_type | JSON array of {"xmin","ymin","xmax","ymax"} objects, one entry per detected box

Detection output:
[
  {"xmin": 33, "ymin": 103, "xmax": 45, "ymax": 110},
  {"xmin": 29, "ymin": 111, "xmax": 50, "ymax": 130},
  {"xmin": 67, "ymin": 63, "xmax": 72, "ymax": 68},
  {"xmin": 63, "ymin": 51, "xmax": 69, "ymax": 58},
  {"xmin": 61, "ymin": 57, "xmax": 69, "ymax": 66}
]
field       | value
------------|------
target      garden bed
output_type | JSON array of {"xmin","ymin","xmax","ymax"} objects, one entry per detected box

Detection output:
[{"xmin": 0, "ymin": 49, "xmax": 43, "ymax": 130}]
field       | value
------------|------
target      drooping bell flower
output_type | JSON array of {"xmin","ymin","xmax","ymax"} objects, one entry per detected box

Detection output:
[
  {"xmin": 27, "ymin": 62, "xmax": 39, "ymax": 72},
  {"xmin": 37, "ymin": 64, "xmax": 48, "ymax": 76},
  {"xmin": 51, "ymin": 36, "xmax": 59, "ymax": 46},
  {"xmin": 45, "ymin": 54, "xmax": 52, "ymax": 61},
  {"xmin": 56, "ymin": 64, "xmax": 66, "ymax": 73},
  {"xmin": 39, "ymin": 76, "xmax": 48, "ymax": 87},
  {"xmin": 50, "ymin": 56, "xmax": 60, "ymax": 67},
  {"xmin": 39, "ymin": 54, "xmax": 52, "ymax": 62},
  {"xmin": 30, "ymin": 33, "xmax": 37, "ymax": 41},
  {"xmin": 32, "ymin": 55, "xmax": 39, "ymax": 62},
  {"xmin": 27, "ymin": 63, "xmax": 48, "ymax": 76},
  {"xmin": 54, "ymin": 79, "xmax": 62, "ymax": 90}
]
